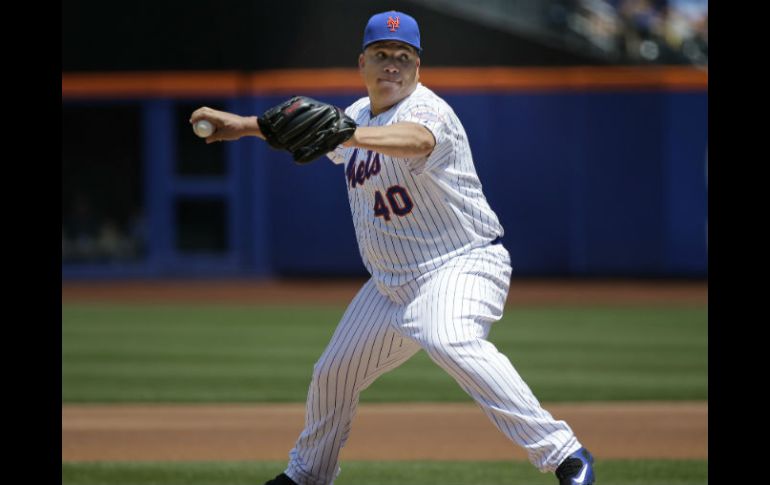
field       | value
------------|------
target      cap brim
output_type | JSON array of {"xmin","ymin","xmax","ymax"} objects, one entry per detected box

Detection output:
[{"xmin": 363, "ymin": 37, "xmax": 422, "ymax": 54}]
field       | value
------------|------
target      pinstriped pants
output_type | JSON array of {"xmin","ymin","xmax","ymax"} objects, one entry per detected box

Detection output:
[{"xmin": 285, "ymin": 244, "xmax": 582, "ymax": 485}]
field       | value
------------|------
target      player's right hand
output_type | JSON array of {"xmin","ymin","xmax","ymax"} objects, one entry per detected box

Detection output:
[{"xmin": 189, "ymin": 106, "xmax": 261, "ymax": 144}]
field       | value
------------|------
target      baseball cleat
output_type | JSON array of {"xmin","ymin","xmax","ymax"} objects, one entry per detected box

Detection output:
[
  {"xmin": 555, "ymin": 447, "xmax": 595, "ymax": 484},
  {"xmin": 263, "ymin": 472, "xmax": 298, "ymax": 485}
]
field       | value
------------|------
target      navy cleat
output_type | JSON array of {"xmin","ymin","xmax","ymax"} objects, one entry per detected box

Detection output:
[
  {"xmin": 264, "ymin": 473, "xmax": 298, "ymax": 485},
  {"xmin": 555, "ymin": 447, "xmax": 595, "ymax": 484}
]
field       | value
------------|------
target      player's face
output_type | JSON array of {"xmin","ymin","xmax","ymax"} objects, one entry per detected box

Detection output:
[{"xmin": 359, "ymin": 41, "xmax": 420, "ymax": 114}]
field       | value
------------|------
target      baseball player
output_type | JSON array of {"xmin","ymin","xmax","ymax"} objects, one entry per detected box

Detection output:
[{"xmin": 190, "ymin": 10, "xmax": 595, "ymax": 485}]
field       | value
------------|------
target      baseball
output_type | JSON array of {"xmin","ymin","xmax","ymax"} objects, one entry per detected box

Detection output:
[{"xmin": 193, "ymin": 120, "xmax": 215, "ymax": 138}]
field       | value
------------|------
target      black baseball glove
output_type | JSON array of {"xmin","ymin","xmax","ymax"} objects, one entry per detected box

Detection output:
[{"xmin": 257, "ymin": 96, "xmax": 357, "ymax": 164}]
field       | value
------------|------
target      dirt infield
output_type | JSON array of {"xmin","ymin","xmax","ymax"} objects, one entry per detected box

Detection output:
[
  {"xmin": 61, "ymin": 402, "xmax": 707, "ymax": 462},
  {"xmin": 61, "ymin": 278, "xmax": 707, "ymax": 306},
  {"xmin": 62, "ymin": 279, "xmax": 707, "ymax": 463}
]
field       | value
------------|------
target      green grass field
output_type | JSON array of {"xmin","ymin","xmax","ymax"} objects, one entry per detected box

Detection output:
[
  {"xmin": 62, "ymin": 302, "xmax": 708, "ymax": 484},
  {"xmin": 62, "ymin": 460, "xmax": 708, "ymax": 485},
  {"xmin": 62, "ymin": 304, "xmax": 707, "ymax": 403}
]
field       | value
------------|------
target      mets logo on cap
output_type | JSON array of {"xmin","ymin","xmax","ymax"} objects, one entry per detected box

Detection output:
[
  {"xmin": 362, "ymin": 10, "xmax": 422, "ymax": 54},
  {"xmin": 387, "ymin": 16, "xmax": 400, "ymax": 32}
]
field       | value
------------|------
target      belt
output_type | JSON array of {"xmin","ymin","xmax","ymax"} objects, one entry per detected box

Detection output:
[{"xmin": 491, "ymin": 236, "xmax": 502, "ymax": 245}]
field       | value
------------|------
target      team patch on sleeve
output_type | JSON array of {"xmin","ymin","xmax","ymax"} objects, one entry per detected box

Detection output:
[
  {"xmin": 398, "ymin": 101, "xmax": 447, "ymax": 149},
  {"xmin": 407, "ymin": 108, "xmax": 443, "ymax": 124}
]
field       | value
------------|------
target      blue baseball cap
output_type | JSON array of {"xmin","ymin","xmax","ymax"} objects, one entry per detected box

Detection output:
[{"xmin": 362, "ymin": 11, "xmax": 422, "ymax": 54}]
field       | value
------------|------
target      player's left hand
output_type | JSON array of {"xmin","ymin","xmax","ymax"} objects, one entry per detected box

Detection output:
[{"xmin": 258, "ymin": 96, "xmax": 358, "ymax": 164}]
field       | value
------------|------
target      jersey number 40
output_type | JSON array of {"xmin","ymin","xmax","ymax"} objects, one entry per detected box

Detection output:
[{"xmin": 374, "ymin": 185, "xmax": 413, "ymax": 222}]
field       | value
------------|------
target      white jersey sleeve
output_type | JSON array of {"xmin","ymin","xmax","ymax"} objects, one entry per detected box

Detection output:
[
  {"xmin": 392, "ymin": 96, "xmax": 454, "ymax": 175},
  {"xmin": 326, "ymin": 145, "xmax": 348, "ymax": 165}
]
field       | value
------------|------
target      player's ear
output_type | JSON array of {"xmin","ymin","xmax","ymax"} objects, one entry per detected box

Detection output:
[{"xmin": 358, "ymin": 53, "xmax": 365, "ymax": 70}]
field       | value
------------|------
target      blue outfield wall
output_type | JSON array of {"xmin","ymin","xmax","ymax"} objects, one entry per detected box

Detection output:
[
  {"xmin": 266, "ymin": 90, "xmax": 708, "ymax": 277},
  {"xmin": 62, "ymin": 89, "xmax": 708, "ymax": 279}
]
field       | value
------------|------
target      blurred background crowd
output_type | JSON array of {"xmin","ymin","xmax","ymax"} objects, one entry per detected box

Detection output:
[
  {"xmin": 61, "ymin": 193, "xmax": 146, "ymax": 263},
  {"xmin": 416, "ymin": 0, "xmax": 708, "ymax": 67},
  {"xmin": 548, "ymin": 0, "xmax": 707, "ymax": 65}
]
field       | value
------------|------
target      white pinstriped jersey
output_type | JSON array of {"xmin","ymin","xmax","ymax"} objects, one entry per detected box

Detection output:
[{"xmin": 328, "ymin": 83, "xmax": 504, "ymax": 287}]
